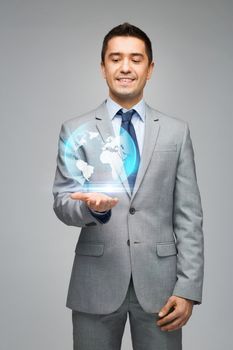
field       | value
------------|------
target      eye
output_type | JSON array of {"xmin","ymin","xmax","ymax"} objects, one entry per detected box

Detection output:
[
  {"xmin": 112, "ymin": 58, "xmax": 119, "ymax": 62},
  {"xmin": 132, "ymin": 60, "xmax": 141, "ymax": 63}
]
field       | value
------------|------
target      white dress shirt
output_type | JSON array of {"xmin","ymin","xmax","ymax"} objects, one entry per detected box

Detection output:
[{"xmin": 105, "ymin": 96, "xmax": 145, "ymax": 156}]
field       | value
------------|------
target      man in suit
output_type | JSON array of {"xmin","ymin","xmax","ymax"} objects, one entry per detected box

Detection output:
[{"xmin": 52, "ymin": 22, "xmax": 204, "ymax": 350}]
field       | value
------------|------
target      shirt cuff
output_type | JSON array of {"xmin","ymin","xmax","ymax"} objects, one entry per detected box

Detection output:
[{"xmin": 87, "ymin": 207, "xmax": 112, "ymax": 224}]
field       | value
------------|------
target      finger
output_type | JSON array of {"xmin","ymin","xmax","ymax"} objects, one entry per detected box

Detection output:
[
  {"xmin": 160, "ymin": 318, "xmax": 183, "ymax": 332},
  {"xmin": 97, "ymin": 204, "xmax": 108, "ymax": 212},
  {"xmin": 111, "ymin": 198, "xmax": 119, "ymax": 207},
  {"xmin": 157, "ymin": 308, "xmax": 180, "ymax": 326},
  {"xmin": 158, "ymin": 298, "xmax": 176, "ymax": 318},
  {"xmin": 96, "ymin": 198, "xmax": 117, "ymax": 211},
  {"xmin": 70, "ymin": 192, "xmax": 90, "ymax": 201},
  {"xmin": 89, "ymin": 199, "xmax": 97, "ymax": 208},
  {"xmin": 100, "ymin": 202, "xmax": 112, "ymax": 211},
  {"xmin": 95, "ymin": 199, "xmax": 101, "ymax": 208},
  {"xmin": 87, "ymin": 199, "xmax": 92, "ymax": 207}
]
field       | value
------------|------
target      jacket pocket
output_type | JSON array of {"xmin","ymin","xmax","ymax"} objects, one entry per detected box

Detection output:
[
  {"xmin": 156, "ymin": 241, "xmax": 177, "ymax": 257},
  {"xmin": 75, "ymin": 242, "xmax": 104, "ymax": 256},
  {"xmin": 154, "ymin": 144, "xmax": 177, "ymax": 152}
]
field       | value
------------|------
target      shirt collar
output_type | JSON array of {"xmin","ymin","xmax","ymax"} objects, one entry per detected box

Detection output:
[{"xmin": 105, "ymin": 96, "xmax": 145, "ymax": 122}]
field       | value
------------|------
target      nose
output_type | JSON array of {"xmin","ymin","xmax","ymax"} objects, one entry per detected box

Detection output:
[{"xmin": 120, "ymin": 58, "xmax": 131, "ymax": 73}]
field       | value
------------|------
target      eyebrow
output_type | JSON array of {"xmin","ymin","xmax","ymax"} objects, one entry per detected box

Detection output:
[{"xmin": 108, "ymin": 52, "xmax": 144, "ymax": 58}]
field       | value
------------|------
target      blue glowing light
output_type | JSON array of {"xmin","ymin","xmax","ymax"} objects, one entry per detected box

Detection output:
[{"xmin": 61, "ymin": 121, "xmax": 139, "ymax": 193}]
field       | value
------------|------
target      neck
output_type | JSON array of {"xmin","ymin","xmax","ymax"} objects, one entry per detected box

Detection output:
[{"xmin": 109, "ymin": 93, "xmax": 143, "ymax": 109}]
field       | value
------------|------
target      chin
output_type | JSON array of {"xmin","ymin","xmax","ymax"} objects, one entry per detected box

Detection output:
[{"xmin": 113, "ymin": 90, "xmax": 136, "ymax": 99}]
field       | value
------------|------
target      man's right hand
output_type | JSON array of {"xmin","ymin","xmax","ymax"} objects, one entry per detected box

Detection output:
[{"xmin": 70, "ymin": 192, "xmax": 119, "ymax": 212}]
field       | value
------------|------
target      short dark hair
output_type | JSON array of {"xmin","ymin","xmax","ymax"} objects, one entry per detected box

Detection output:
[{"xmin": 101, "ymin": 22, "xmax": 153, "ymax": 65}]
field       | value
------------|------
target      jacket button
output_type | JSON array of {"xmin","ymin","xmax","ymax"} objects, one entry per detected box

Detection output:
[
  {"xmin": 127, "ymin": 239, "xmax": 130, "ymax": 246},
  {"xmin": 129, "ymin": 207, "xmax": 136, "ymax": 214}
]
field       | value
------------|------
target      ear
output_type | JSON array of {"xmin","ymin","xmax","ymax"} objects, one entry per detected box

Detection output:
[
  {"xmin": 100, "ymin": 62, "xmax": 106, "ymax": 79},
  {"xmin": 147, "ymin": 61, "xmax": 155, "ymax": 80}
]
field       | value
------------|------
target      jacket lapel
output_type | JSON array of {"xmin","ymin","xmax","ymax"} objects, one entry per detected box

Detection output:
[
  {"xmin": 130, "ymin": 103, "xmax": 160, "ymax": 202},
  {"xmin": 94, "ymin": 101, "xmax": 160, "ymax": 200}
]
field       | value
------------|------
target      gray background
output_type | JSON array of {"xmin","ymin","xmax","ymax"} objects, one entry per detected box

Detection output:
[{"xmin": 0, "ymin": 0, "xmax": 232, "ymax": 349}]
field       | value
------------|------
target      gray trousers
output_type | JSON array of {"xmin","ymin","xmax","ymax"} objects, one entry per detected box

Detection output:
[{"xmin": 72, "ymin": 275, "xmax": 182, "ymax": 350}]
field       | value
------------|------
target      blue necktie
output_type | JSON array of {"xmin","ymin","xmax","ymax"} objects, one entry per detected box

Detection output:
[{"xmin": 117, "ymin": 109, "xmax": 140, "ymax": 193}]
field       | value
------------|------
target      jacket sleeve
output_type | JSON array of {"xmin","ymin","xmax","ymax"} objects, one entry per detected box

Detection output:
[
  {"xmin": 172, "ymin": 122, "xmax": 204, "ymax": 305},
  {"xmin": 52, "ymin": 122, "xmax": 111, "ymax": 227}
]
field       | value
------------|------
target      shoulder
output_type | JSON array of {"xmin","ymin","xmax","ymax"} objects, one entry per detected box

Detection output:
[
  {"xmin": 146, "ymin": 104, "xmax": 190, "ymax": 145},
  {"xmin": 147, "ymin": 104, "xmax": 189, "ymax": 133},
  {"xmin": 148, "ymin": 105, "xmax": 187, "ymax": 126},
  {"xmin": 62, "ymin": 105, "xmax": 98, "ymax": 131},
  {"xmin": 56, "ymin": 103, "xmax": 102, "ymax": 141}
]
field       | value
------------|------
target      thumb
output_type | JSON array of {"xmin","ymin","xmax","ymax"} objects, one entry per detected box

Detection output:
[
  {"xmin": 70, "ymin": 192, "xmax": 89, "ymax": 201},
  {"xmin": 158, "ymin": 297, "xmax": 176, "ymax": 317}
]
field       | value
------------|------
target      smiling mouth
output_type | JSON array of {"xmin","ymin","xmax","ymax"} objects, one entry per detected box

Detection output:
[{"xmin": 116, "ymin": 78, "xmax": 135, "ymax": 84}]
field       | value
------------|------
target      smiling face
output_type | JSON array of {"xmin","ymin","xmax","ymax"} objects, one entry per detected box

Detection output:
[{"xmin": 101, "ymin": 36, "xmax": 154, "ymax": 108}]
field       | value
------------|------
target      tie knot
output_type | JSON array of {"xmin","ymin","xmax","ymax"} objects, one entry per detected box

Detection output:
[{"xmin": 117, "ymin": 109, "xmax": 135, "ymax": 123}]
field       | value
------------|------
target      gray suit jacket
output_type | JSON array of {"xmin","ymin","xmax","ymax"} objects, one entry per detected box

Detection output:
[{"xmin": 52, "ymin": 100, "xmax": 204, "ymax": 314}]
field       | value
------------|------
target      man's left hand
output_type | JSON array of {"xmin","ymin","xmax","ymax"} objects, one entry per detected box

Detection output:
[{"xmin": 156, "ymin": 295, "xmax": 194, "ymax": 331}]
